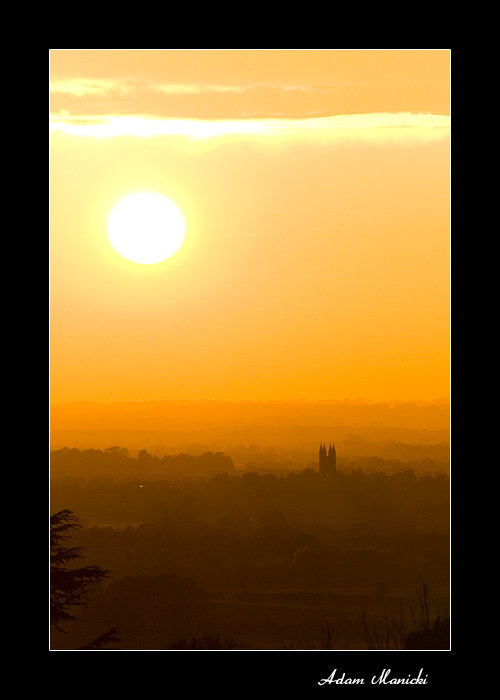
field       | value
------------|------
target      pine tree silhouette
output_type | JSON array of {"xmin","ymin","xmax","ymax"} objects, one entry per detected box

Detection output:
[{"xmin": 50, "ymin": 509, "xmax": 119, "ymax": 649}]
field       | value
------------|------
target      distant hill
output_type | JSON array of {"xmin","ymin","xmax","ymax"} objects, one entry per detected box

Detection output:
[{"xmin": 50, "ymin": 399, "xmax": 449, "ymax": 459}]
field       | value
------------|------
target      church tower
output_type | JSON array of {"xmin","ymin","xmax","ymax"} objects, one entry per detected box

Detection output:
[{"xmin": 319, "ymin": 443, "xmax": 336, "ymax": 478}]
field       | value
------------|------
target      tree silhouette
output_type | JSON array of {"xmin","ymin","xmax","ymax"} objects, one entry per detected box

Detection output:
[{"xmin": 50, "ymin": 509, "xmax": 119, "ymax": 649}]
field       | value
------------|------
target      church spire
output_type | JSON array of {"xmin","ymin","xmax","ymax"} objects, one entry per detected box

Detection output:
[{"xmin": 319, "ymin": 442, "xmax": 336, "ymax": 478}]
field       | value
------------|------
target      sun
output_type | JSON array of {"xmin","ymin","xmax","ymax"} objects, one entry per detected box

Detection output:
[{"xmin": 107, "ymin": 193, "xmax": 185, "ymax": 264}]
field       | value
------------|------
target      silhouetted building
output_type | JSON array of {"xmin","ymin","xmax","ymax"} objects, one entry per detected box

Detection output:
[{"xmin": 319, "ymin": 443, "xmax": 336, "ymax": 478}]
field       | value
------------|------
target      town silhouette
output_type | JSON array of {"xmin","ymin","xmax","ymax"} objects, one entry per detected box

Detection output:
[{"xmin": 50, "ymin": 399, "xmax": 449, "ymax": 651}]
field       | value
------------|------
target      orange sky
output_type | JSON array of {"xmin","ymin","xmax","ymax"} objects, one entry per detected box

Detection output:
[{"xmin": 50, "ymin": 50, "xmax": 450, "ymax": 404}]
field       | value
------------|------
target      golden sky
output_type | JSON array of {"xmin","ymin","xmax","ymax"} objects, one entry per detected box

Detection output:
[{"xmin": 50, "ymin": 50, "xmax": 450, "ymax": 404}]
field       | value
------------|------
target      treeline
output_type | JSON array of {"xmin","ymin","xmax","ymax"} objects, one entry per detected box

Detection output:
[
  {"xmin": 50, "ymin": 445, "xmax": 448, "ymax": 482},
  {"xmin": 67, "ymin": 501, "xmax": 450, "ymax": 590},
  {"xmin": 50, "ymin": 446, "xmax": 235, "ymax": 480},
  {"xmin": 51, "ymin": 460, "xmax": 449, "ymax": 536}
]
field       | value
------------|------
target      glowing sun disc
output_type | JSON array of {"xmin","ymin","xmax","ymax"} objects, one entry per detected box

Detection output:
[{"xmin": 107, "ymin": 193, "xmax": 185, "ymax": 264}]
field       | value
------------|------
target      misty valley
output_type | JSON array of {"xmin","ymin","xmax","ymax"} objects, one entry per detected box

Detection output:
[{"xmin": 50, "ymin": 439, "xmax": 449, "ymax": 651}]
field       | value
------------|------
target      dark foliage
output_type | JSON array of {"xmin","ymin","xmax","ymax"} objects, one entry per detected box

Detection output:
[
  {"xmin": 167, "ymin": 632, "xmax": 250, "ymax": 650},
  {"xmin": 358, "ymin": 583, "xmax": 449, "ymax": 650},
  {"xmin": 50, "ymin": 509, "xmax": 119, "ymax": 649},
  {"xmin": 77, "ymin": 626, "xmax": 121, "ymax": 650},
  {"xmin": 404, "ymin": 615, "xmax": 450, "ymax": 650}
]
